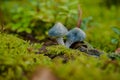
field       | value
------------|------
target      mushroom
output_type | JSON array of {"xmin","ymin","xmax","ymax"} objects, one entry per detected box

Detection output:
[
  {"xmin": 65, "ymin": 27, "xmax": 86, "ymax": 48},
  {"xmin": 48, "ymin": 22, "xmax": 68, "ymax": 45},
  {"xmin": 65, "ymin": 5, "xmax": 86, "ymax": 48}
]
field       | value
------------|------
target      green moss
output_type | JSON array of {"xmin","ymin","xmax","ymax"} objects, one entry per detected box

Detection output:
[
  {"xmin": 0, "ymin": 33, "xmax": 120, "ymax": 80},
  {"xmin": 51, "ymin": 54, "xmax": 120, "ymax": 80},
  {"xmin": 46, "ymin": 45, "xmax": 83, "ymax": 56},
  {"xmin": 0, "ymin": 33, "xmax": 51, "ymax": 80},
  {"xmin": 46, "ymin": 45, "xmax": 87, "ymax": 63}
]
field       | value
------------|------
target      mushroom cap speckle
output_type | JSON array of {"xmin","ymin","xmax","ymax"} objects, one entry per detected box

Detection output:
[
  {"xmin": 48, "ymin": 22, "xmax": 68, "ymax": 37},
  {"xmin": 66, "ymin": 28, "xmax": 86, "ymax": 42}
]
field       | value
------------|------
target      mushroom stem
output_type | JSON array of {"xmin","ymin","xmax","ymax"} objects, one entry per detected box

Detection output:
[
  {"xmin": 65, "ymin": 40, "xmax": 73, "ymax": 48},
  {"xmin": 56, "ymin": 37, "xmax": 65, "ymax": 45}
]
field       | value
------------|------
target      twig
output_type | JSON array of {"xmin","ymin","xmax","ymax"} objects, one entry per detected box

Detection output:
[
  {"xmin": 77, "ymin": 4, "xmax": 82, "ymax": 28},
  {"xmin": 0, "ymin": 9, "xmax": 5, "ymax": 32}
]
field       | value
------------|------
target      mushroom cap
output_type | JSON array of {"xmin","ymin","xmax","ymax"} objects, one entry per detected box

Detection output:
[
  {"xmin": 48, "ymin": 22, "xmax": 68, "ymax": 37},
  {"xmin": 66, "ymin": 28, "xmax": 86, "ymax": 42}
]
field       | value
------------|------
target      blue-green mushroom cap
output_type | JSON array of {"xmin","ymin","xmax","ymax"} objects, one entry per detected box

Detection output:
[
  {"xmin": 48, "ymin": 22, "xmax": 68, "ymax": 37},
  {"xmin": 66, "ymin": 28, "xmax": 86, "ymax": 42}
]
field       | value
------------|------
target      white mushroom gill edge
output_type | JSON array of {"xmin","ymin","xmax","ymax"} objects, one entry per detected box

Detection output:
[{"xmin": 56, "ymin": 37, "xmax": 65, "ymax": 45}]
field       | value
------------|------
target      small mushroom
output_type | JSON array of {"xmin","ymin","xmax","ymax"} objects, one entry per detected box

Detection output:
[
  {"xmin": 48, "ymin": 22, "xmax": 68, "ymax": 45},
  {"xmin": 65, "ymin": 28, "xmax": 86, "ymax": 48}
]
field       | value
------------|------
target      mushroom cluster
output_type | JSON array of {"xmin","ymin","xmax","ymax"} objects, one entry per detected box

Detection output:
[
  {"xmin": 48, "ymin": 22, "xmax": 86, "ymax": 48},
  {"xmin": 48, "ymin": 5, "xmax": 86, "ymax": 48}
]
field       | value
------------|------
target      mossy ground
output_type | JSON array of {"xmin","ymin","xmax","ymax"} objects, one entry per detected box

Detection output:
[{"xmin": 0, "ymin": 33, "xmax": 120, "ymax": 80}]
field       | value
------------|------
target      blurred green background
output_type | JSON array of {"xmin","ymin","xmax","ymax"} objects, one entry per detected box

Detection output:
[{"xmin": 0, "ymin": 0, "xmax": 120, "ymax": 52}]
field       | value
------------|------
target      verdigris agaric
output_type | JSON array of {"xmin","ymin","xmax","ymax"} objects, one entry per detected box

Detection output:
[
  {"xmin": 48, "ymin": 22, "xmax": 68, "ymax": 45},
  {"xmin": 65, "ymin": 5, "xmax": 86, "ymax": 48},
  {"xmin": 65, "ymin": 28, "xmax": 86, "ymax": 48}
]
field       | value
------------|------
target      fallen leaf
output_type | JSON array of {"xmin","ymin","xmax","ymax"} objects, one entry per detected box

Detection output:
[
  {"xmin": 115, "ymin": 48, "xmax": 120, "ymax": 54},
  {"xmin": 30, "ymin": 67, "xmax": 58, "ymax": 80}
]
